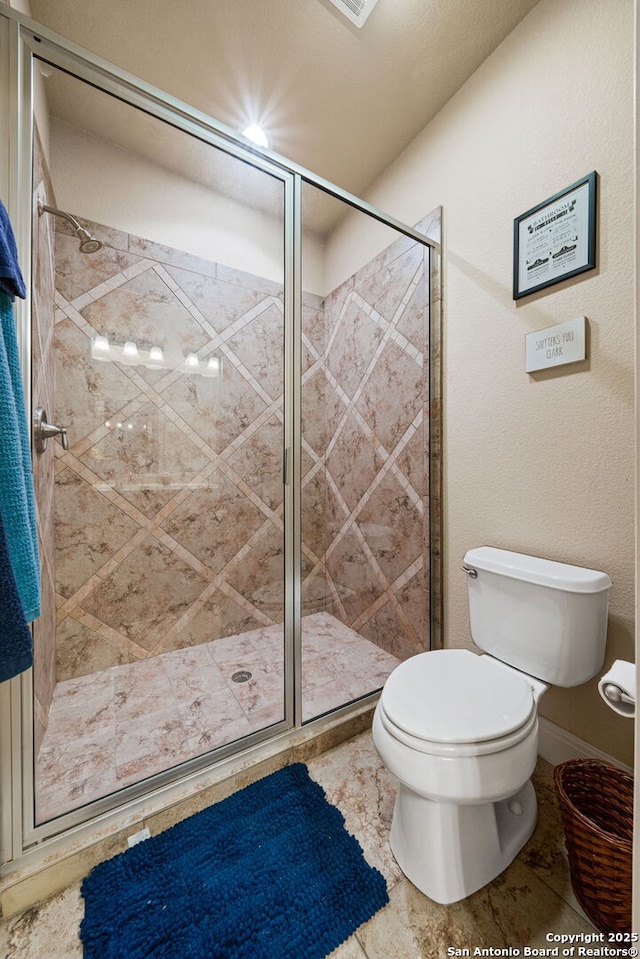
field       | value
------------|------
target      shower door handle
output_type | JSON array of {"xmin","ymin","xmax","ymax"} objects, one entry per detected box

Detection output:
[{"xmin": 33, "ymin": 407, "xmax": 69, "ymax": 454}]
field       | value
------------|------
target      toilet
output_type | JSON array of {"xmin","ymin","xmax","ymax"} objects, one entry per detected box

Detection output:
[{"xmin": 372, "ymin": 546, "xmax": 611, "ymax": 905}]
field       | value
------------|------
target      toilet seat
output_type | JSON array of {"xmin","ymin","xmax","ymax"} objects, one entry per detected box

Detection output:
[
  {"xmin": 378, "ymin": 700, "xmax": 538, "ymax": 757},
  {"xmin": 379, "ymin": 648, "xmax": 536, "ymax": 755}
]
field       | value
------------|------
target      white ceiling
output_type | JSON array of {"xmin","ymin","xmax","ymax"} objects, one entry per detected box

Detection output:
[{"xmin": 27, "ymin": 0, "xmax": 540, "ymax": 201}]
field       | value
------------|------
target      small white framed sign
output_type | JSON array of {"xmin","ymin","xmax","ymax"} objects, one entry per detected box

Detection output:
[{"xmin": 525, "ymin": 317, "xmax": 587, "ymax": 373}]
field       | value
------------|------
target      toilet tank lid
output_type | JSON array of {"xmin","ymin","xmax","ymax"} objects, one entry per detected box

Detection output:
[{"xmin": 464, "ymin": 547, "xmax": 612, "ymax": 594}]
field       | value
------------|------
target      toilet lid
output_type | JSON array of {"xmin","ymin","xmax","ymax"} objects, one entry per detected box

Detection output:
[{"xmin": 380, "ymin": 648, "xmax": 535, "ymax": 744}]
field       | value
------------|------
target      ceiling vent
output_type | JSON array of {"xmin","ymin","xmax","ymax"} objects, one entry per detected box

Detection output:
[{"xmin": 326, "ymin": 0, "xmax": 380, "ymax": 28}]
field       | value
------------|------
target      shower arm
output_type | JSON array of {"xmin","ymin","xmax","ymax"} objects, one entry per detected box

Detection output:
[
  {"xmin": 37, "ymin": 199, "xmax": 103, "ymax": 255},
  {"xmin": 37, "ymin": 199, "xmax": 84, "ymax": 234}
]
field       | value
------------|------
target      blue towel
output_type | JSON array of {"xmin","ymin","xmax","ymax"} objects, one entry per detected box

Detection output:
[
  {"xmin": 0, "ymin": 510, "xmax": 32, "ymax": 683},
  {"xmin": 0, "ymin": 290, "xmax": 40, "ymax": 622},
  {"xmin": 0, "ymin": 201, "xmax": 26, "ymax": 300}
]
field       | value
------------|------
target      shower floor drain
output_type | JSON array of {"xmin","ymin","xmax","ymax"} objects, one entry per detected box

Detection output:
[{"xmin": 231, "ymin": 670, "xmax": 252, "ymax": 683}]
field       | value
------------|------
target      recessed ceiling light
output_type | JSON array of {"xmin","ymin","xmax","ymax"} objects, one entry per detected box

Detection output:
[{"xmin": 242, "ymin": 124, "xmax": 269, "ymax": 149}]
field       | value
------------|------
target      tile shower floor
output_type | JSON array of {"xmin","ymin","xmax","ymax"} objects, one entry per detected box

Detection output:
[
  {"xmin": 4, "ymin": 732, "xmax": 595, "ymax": 958},
  {"xmin": 36, "ymin": 612, "xmax": 400, "ymax": 822}
]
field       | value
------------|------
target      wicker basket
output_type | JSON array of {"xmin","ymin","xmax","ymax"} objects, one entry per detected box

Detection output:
[{"xmin": 554, "ymin": 759, "xmax": 633, "ymax": 933}]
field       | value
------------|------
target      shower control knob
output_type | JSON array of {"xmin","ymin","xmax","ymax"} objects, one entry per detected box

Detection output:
[{"xmin": 33, "ymin": 407, "xmax": 69, "ymax": 454}]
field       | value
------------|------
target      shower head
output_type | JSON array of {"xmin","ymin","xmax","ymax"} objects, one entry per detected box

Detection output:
[
  {"xmin": 76, "ymin": 229, "xmax": 103, "ymax": 255},
  {"xmin": 37, "ymin": 200, "xmax": 103, "ymax": 255}
]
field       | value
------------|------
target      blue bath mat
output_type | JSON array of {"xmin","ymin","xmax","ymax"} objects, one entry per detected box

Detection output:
[{"xmin": 80, "ymin": 762, "xmax": 388, "ymax": 958}]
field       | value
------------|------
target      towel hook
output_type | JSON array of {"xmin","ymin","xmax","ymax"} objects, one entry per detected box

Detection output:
[{"xmin": 33, "ymin": 407, "xmax": 69, "ymax": 454}]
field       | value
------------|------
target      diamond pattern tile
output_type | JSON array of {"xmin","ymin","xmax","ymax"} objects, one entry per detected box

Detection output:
[
  {"xmin": 80, "ymin": 401, "xmax": 212, "ymax": 519},
  {"xmin": 53, "ymin": 228, "xmax": 144, "ymax": 302},
  {"xmin": 225, "ymin": 414, "xmax": 284, "ymax": 511},
  {"xmin": 354, "ymin": 338, "xmax": 424, "ymax": 453},
  {"xmin": 224, "ymin": 302, "xmax": 284, "ymax": 401},
  {"xmin": 163, "ymin": 474, "xmax": 266, "ymax": 573},
  {"xmin": 35, "ymin": 613, "xmax": 400, "ymax": 822},
  {"xmin": 355, "ymin": 471, "xmax": 424, "ymax": 585},
  {"xmin": 80, "ymin": 267, "xmax": 210, "ymax": 373},
  {"xmin": 163, "ymin": 265, "xmax": 268, "ymax": 334},
  {"xmin": 54, "ymin": 466, "xmax": 140, "ymax": 598},
  {"xmin": 54, "ymin": 317, "xmax": 141, "ymax": 448},
  {"xmin": 48, "ymin": 210, "xmax": 436, "ymax": 699},
  {"xmin": 159, "ymin": 362, "xmax": 269, "ymax": 455},
  {"xmin": 326, "ymin": 415, "xmax": 385, "ymax": 513},
  {"xmin": 82, "ymin": 535, "xmax": 210, "ymax": 651},
  {"xmin": 325, "ymin": 297, "xmax": 384, "ymax": 400}
]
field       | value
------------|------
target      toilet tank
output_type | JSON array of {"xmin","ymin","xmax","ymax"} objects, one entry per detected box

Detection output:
[{"xmin": 463, "ymin": 547, "xmax": 611, "ymax": 687}]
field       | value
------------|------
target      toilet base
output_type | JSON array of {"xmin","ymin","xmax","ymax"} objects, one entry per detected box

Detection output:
[{"xmin": 389, "ymin": 779, "xmax": 537, "ymax": 904}]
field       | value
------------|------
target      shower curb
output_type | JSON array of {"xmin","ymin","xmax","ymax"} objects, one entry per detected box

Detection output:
[{"xmin": 0, "ymin": 705, "xmax": 375, "ymax": 919}]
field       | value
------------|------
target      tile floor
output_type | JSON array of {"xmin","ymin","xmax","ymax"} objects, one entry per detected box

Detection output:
[
  {"xmin": 36, "ymin": 612, "xmax": 400, "ymax": 822},
  {"xmin": 2, "ymin": 730, "xmax": 595, "ymax": 958}
]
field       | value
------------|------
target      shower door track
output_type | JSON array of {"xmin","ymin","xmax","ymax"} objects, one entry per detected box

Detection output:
[{"xmin": 0, "ymin": 6, "xmax": 441, "ymax": 872}]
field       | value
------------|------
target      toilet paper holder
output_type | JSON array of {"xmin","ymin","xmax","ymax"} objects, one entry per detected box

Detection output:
[
  {"xmin": 598, "ymin": 660, "xmax": 636, "ymax": 718},
  {"xmin": 602, "ymin": 683, "xmax": 634, "ymax": 707}
]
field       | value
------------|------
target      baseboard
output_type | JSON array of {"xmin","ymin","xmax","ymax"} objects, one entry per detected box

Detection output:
[{"xmin": 538, "ymin": 717, "xmax": 633, "ymax": 773}]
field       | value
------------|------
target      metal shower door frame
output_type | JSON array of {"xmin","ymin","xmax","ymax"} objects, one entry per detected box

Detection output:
[{"xmin": 0, "ymin": 5, "xmax": 440, "ymax": 873}]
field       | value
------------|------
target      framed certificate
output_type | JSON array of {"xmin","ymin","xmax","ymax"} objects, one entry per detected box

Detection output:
[{"xmin": 513, "ymin": 172, "xmax": 597, "ymax": 300}]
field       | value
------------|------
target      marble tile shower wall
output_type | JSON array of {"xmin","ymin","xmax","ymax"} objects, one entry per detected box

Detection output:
[
  {"xmin": 51, "ymin": 219, "xmax": 289, "ymax": 685},
  {"xmin": 309, "ymin": 227, "xmax": 432, "ymax": 661},
  {"xmin": 48, "ymin": 213, "xmax": 432, "ymax": 697}
]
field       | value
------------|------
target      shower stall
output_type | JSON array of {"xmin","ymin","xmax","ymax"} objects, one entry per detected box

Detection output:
[{"xmin": 0, "ymin": 10, "xmax": 441, "ymax": 865}]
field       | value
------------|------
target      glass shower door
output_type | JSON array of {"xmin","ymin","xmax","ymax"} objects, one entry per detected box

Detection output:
[
  {"xmin": 31, "ymin": 62, "xmax": 289, "ymax": 824},
  {"xmin": 300, "ymin": 181, "xmax": 432, "ymax": 722}
]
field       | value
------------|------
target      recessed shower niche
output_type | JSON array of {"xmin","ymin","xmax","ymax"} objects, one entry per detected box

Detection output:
[{"xmin": 24, "ymin": 50, "xmax": 440, "ymax": 833}]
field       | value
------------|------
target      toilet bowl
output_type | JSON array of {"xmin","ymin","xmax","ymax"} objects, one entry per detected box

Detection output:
[
  {"xmin": 373, "ymin": 649, "xmax": 542, "ymax": 903},
  {"xmin": 373, "ymin": 546, "xmax": 611, "ymax": 905}
]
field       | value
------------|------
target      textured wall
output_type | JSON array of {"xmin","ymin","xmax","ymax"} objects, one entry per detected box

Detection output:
[{"xmin": 332, "ymin": 0, "xmax": 634, "ymax": 765}]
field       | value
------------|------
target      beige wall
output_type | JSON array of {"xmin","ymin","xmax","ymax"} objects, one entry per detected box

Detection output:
[
  {"xmin": 49, "ymin": 118, "xmax": 327, "ymax": 293},
  {"xmin": 334, "ymin": 0, "xmax": 634, "ymax": 765}
]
